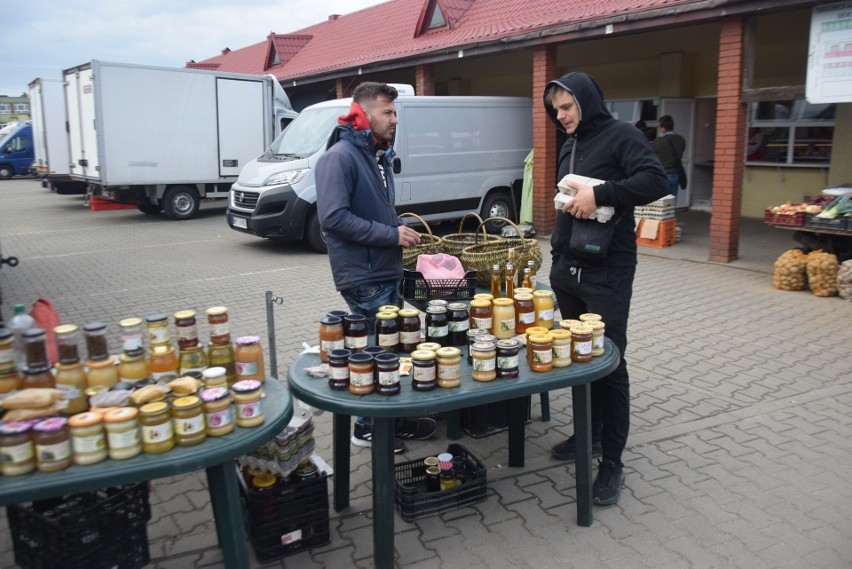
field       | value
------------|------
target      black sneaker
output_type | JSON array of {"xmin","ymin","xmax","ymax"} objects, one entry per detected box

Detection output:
[
  {"xmin": 592, "ymin": 459, "xmax": 625, "ymax": 506},
  {"xmin": 395, "ymin": 418, "xmax": 437, "ymax": 440},
  {"xmin": 551, "ymin": 434, "xmax": 603, "ymax": 461},
  {"xmin": 351, "ymin": 423, "xmax": 406, "ymax": 454}
]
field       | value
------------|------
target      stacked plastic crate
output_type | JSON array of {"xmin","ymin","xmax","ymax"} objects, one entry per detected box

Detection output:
[{"xmin": 635, "ymin": 195, "xmax": 677, "ymax": 248}]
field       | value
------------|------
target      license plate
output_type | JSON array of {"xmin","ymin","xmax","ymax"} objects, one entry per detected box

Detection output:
[{"xmin": 232, "ymin": 215, "xmax": 247, "ymax": 229}]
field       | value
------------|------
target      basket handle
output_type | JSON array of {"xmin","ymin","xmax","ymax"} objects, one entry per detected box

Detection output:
[
  {"xmin": 474, "ymin": 217, "xmax": 526, "ymax": 246},
  {"xmin": 399, "ymin": 212, "xmax": 434, "ymax": 239},
  {"xmin": 457, "ymin": 212, "xmax": 486, "ymax": 236}
]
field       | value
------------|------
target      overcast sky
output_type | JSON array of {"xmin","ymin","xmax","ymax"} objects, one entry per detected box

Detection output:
[{"xmin": 1, "ymin": 0, "xmax": 386, "ymax": 97}]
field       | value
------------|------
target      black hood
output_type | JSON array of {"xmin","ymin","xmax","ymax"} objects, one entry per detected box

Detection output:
[{"xmin": 544, "ymin": 72, "xmax": 615, "ymax": 138}]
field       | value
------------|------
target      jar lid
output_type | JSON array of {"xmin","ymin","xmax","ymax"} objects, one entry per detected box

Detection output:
[
  {"xmin": 54, "ymin": 324, "xmax": 79, "ymax": 336},
  {"xmin": 514, "ymin": 287, "xmax": 534, "ymax": 295},
  {"xmin": 410, "ymin": 349, "xmax": 436, "ymax": 361},
  {"xmin": 172, "ymin": 395, "xmax": 202, "ymax": 409},
  {"xmin": 320, "ymin": 315, "xmax": 342, "ymax": 325},
  {"xmin": 471, "ymin": 342, "xmax": 496, "ymax": 351},
  {"xmin": 0, "ymin": 327, "xmax": 12, "ymax": 340},
  {"xmin": 253, "ymin": 472, "xmax": 277, "ymax": 488},
  {"xmin": 68, "ymin": 412, "xmax": 103, "ymax": 427},
  {"xmin": 119, "ymin": 317, "xmax": 143, "ymax": 328},
  {"xmin": 328, "ymin": 348, "xmax": 352, "ymax": 360},
  {"xmin": 529, "ymin": 334, "xmax": 552, "ymax": 343},
  {"xmin": 525, "ymin": 327, "xmax": 549, "ymax": 336},
  {"xmin": 495, "ymin": 338, "xmax": 521, "ymax": 349},
  {"xmin": 33, "ymin": 417, "xmax": 68, "ymax": 432},
  {"xmin": 200, "ymin": 387, "xmax": 230, "ymax": 402},
  {"xmin": 437, "ymin": 452, "xmax": 453, "ymax": 462},
  {"xmin": 140, "ymin": 401, "xmax": 170, "ymax": 415},
  {"xmin": 513, "ymin": 293, "xmax": 534, "ymax": 301},
  {"xmin": 493, "ymin": 298, "xmax": 514, "ymax": 306},
  {"xmin": 570, "ymin": 325, "xmax": 594, "ymax": 334},
  {"xmin": 473, "ymin": 293, "xmax": 494, "ymax": 301},
  {"xmin": 378, "ymin": 305, "xmax": 400, "ymax": 313},
  {"xmin": 559, "ymin": 319, "xmax": 583, "ymax": 330},
  {"xmin": 415, "ymin": 342, "xmax": 442, "ymax": 352},
  {"xmin": 374, "ymin": 352, "xmax": 400, "ymax": 364},
  {"xmin": 203, "ymin": 367, "xmax": 227, "ymax": 379},
  {"xmin": 0, "ymin": 421, "xmax": 33, "ymax": 434},
  {"xmin": 532, "ymin": 290, "xmax": 553, "ymax": 298},
  {"xmin": 447, "ymin": 302, "xmax": 468, "ymax": 310},
  {"xmin": 549, "ymin": 329, "xmax": 572, "ymax": 339},
  {"xmin": 235, "ymin": 336, "xmax": 261, "ymax": 345},
  {"xmin": 579, "ymin": 313, "xmax": 602, "ymax": 322},
  {"xmin": 588, "ymin": 320, "xmax": 605, "ymax": 330},
  {"xmin": 375, "ymin": 311, "xmax": 397, "ymax": 320},
  {"xmin": 206, "ymin": 306, "xmax": 228, "ymax": 316},
  {"xmin": 476, "ymin": 334, "xmax": 497, "ymax": 344},
  {"xmin": 174, "ymin": 310, "xmax": 196, "ymax": 320},
  {"xmin": 343, "ymin": 314, "xmax": 366, "ymax": 322},
  {"xmin": 435, "ymin": 347, "xmax": 461, "ymax": 358},
  {"xmin": 469, "ymin": 299, "xmax": 490, "ymax": 308},
  {"xmin": 146, "ymin": 313, "xmax": 168, "ymax": 323},
  {"xmin": 425, "ymin": 466, "xmax": 441, "ymax": 475},
  {"xmin": 83, "ymin": 322, "xmax": 107, "ymax": 333},
  {"xmin": 426, "ymin": 305, "xmax": 447, "ymax": 314},
  {"xmin": 326, "ymin": 310, "xmax": 348, "ymax": 318},
  {"xmin": 22, "ymin": 328, "xmax": 46, "ymax": 339},
  {"xmin": 397, "ymin": 308, "xmax": 419, "ymax": 318},
  {"xmin": 104, "ymin": 407, "xmax": 139, "ymax": 422},
  {"xmin": 347, "ymin": 352, "xmax": 374, "ymax": 364},
  {"xmin": 232, "ymin": 379, "xmax": 263, "ymax": 393},
  {"xmin": 467, "ymin": 328, "xmax": 490, "ymax": 339}
]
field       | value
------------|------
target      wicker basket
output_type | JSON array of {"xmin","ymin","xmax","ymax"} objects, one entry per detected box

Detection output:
[
  {"xmin": 461, "ymin": 217, "xmax": 542, "ymax": 286},
  {"xmin": 441, "ymin": 212, "xmax": 504, "ymax": 258},
  {"xmin": 400, "ymin": 212, "xmax": 443, "ymax": 270}
]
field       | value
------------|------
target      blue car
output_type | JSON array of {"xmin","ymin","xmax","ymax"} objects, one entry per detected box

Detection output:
[{"xmin": 0, "ymin": 122, "xmax": 34, "ymax": 180}]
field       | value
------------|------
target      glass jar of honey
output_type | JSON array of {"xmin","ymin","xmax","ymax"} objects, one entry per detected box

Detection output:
[
  {"xmin": 328, "ymin": 348, "xmax": 351, "ymax": 391},
  {"xmin": 174, "ymin": 310, "xmax": 199, "ymax": 349},
  {"xmin": 0, "ymin": 421, "xmax": 36, "ymax": 476},
  {"xmin": 146, "ymin": 313, "xmax": 172, "ymax": 350},
  {"xmin": 119, "ymin": 317, "xmax": 145, "ymax": 353},
  {"xmin": 319, "ymin": 316, "xmax": 344, "ymax": 362},
  {"xmin": 232, "ymin": 380, "xmax": 265, "ymax": 427},
  {"xmin": 410, "ymin": 349, "xmax": 438, "ymax": 391},
  {"xmin": 103, "ymin": 407, "xmax": 142, "ymax": 460},
  {"xmin": 206, "ymin": 306, "xmax": 231, "ymax": 345},
  {"xmin": 348, "ymin": 352, "xmax": 375, "ymax": 395},
  {"xmin": 469, "ymin": 299, "xmax": 492, "ymax": 331},
  {"xmin": 589, "ymin": 321, "xmax": 606, "ymax": 356},
  {"xmin": 139, "ymin": 401, "xmax": 175, "ymax": 453},
  {"xmin": 570, "ymin": 325, "xmax": 594, "ymax": 363},
  {"xmin": 375, "ymin": 311, "xmax": 399, "ymax": 353},
  {"xmin": 0, "ymin": 368, "xmax": 21, "ymax": 393},
  {"xmin": 375, "ymin": 352, "xmax": 401, "ymax": 395},
  {"xmin": 68, "ymin": 412, "xmax": 108, "ymax": 465},
  {"xmin": 0, "ymin": 327, "xmax": 14, "ymax": 373},
  {"xmin": 33, "ymin": 417, "xmax": 72, "ymax": 472},
  {"xmin": 172, "ymin": 396, "xmax": 207, "ymax": 446},
  {"xmin": 53, "ymin": 324, "xmax": 87, "ymax": 415},
  {"xmin": 496, "ymin": 338, "xmax": 520, "ymax": 379},
  {"xmin": 532, "ymin": 290, "xmax": 555, "ymax": 329},
  {"xmin": 513, "ymin": 293, "xmax": 535, "ymax": 335},
  {"xmin": 471, "ymin": 342, "xmax": 497, "ymax": 382},
  {"xmin": 435, "ymin": 347, "xmax": 461, "ymax": 388},
  {"xmin": 235, "ymin": 336, "xmax": 265, "ymax": 383},
  {"xmin": 201, "ymin": 387, "xmax": 235, "ymax": 436},
  {"xmin": 148, "ymin": 346, "xmax": 180, "ymax": 382},
  {"xmin": 83, "ymin": 322, "xmax": 110, "ymax": 362},
  {"xmin": 207, "ymin": 343, "xmax": 237, "ymax": 386},
  {"xmin": 21, "ymin": 329, "xmax": 54, "ymax": 389},
  {"xmin": 491, "ymin": 298, "xmax": 516, "ymax": 339},
  {"xmin": 549, "ymin": 329, "xmax": 572, "ymax": 368},
  {"xmin": 179, "ymin": 344, "xmax": 208, "ymax": 376},
  {"xmin": 425, "ymin": 306, "xmax": 449, "ymax": 346},
  {"xmin": 528, "ymin": 334, "xmax": 554, "ymax": 372},
  {"xmin": 202, "ymin": 366, "xmax": 228, "ymax": 388},
  {"xmin": 396, "ymin": 309, "xmax": 421, "ymax": 353},
  {"xmin": 466, "ymin": 328, "xmax": 490, "ymax": 365},
  {"xmin": 579, "ymin": 313, "xmax": 602, "ymax": 323},
  {"xmin": 343, "ymin": 314, "xmax": 369, "ymax": 352},
  {"xmin": 86, "ymin": 358, "xmax": 119, "ymax": 390}
]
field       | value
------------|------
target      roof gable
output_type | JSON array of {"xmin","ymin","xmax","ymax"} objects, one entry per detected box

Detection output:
[
  {"xmin": 266, "ymin": 34, "xmax": 313, "ymax": 70},
  {"xmin": 415, "ymin": 0, "xmax": 476, "ymax": 35}
]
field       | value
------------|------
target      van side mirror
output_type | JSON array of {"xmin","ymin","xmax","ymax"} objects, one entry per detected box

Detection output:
[
  {"xmin": 393, "ymin": 158, "xmax": 401, "ymax": 174},
  {"xmin": 3, "ymin": 146, "xmax": 11, "ymax": 154}
]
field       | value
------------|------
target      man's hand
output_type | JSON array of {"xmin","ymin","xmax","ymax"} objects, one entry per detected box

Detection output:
[
  {"xmin": 559, "ymin": 180, "xmax": 598, "ymax": 219},
  {"xmin": 398, "ymin": 225, "xmax": 422, "ymax": 248}
]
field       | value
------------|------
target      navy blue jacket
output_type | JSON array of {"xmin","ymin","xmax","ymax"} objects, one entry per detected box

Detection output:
[{"xmin": 315, "ymin": 124, "xmax": 402, "ymax": 291}]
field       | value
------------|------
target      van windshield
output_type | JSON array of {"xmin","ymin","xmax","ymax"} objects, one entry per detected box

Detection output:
[{"xmin": 267, "ymin": 106, "xmax": 346, "ymax": 158}]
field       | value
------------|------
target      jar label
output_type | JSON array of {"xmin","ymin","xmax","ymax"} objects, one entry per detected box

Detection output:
[
  {"xmin": 349, "ymin": 371, "xmax": 374, "ymax": 387},
  {"xmin": 472, "ymin": 358, "xmax": 495, "ymax": 371},
  {"xmin": 236, "ymin": 400, "xmax": 262, "ymax": 419},
  {"xmin": 177, "ymin": 325, "xmax": 198, "ymax": 342},
  {"xmin": 497, "ymin": 355, "xmax": 519, "ymax": 369},
  {"xmin": 573, "ymin": 341, "xmax": 593, "ymax": 356},
  {"xmin": 538, "ymin": 309, "xmax": 555, "ymax": 322},
  {"xmin": 0, "ymin": 349, "xmax": 14, "ymax": 365},
  {"xmin": 321, "ymin": 339, "xmax": 344, "ymax": 353},
  {"xmin": 427, "ymin": 325, "xmax": 448, "ymax": 338},
  {"xmin": 533, "ymin": 349, "xmax": 553, "ymax": 363},
  {"xmin": 142, "ymin": 421, "xmax": 174, "ymax": 444},
  {"xmin": 121, "ymin": 332, "xmax": 143, "ymax": 351},
  {"xmin": 151, "ymin": 370, "xmax": 179, "ymax": 381},
  {"xmin": 412, "ymin": 365, "xmax": 436, "ymax": 381},
  {"xmin": 378, "ymin": 370, "xmax": 400, "ymax": 386},
  {"xmin": 399, "ymin": 330, "xmax": 420, "ymax": 344},
  {"xmin": 437, "ymin": 364, "xmax": 460, "ymax": 379},
  {"xmin": 344, "ymin": 335, "xmax": 368, "ymax": 350},
  {"xmin": 148, "ymin": 328, "xmax": 170, "ymax": 345},
  {"xmin": 2, "ymin": 441, "xmax": 34, "ymax": 464},
  {"xmin": 206, "ymin": 407, "xmax": 235, "ymax": 429},
  {"xmin": 72, "ymin": 432, "xmax": 106, "ymax": 454},
  {"xmin": 35, "ymin": 440, "xmax": 71, "ymax": 462},
  {"xmin": 330, "ymin": 365, "xmax": 350, "ymax": 380},
  {"xmin": 107, "ymin": 428, "xmax": 140, "ymax": 450},
  {"xmin": 236, "ymin": 361, "xmax": 259, "ymax": 376},
  {"xmin": 592, "ymin": 335, "xmax": 605, "ymax": 350},
  {"xmin": 553, "ymin": 344, "xmax": 572, "ymax": 358},
  {"xmin": 448, "ymin": 320, "xmax": 469, "ymax": 332},
  {"xmin": 378, "ymin": 333, "xmax": 399, "ymax": 347},
  {"xmin": 56, "ymin": 382, "xmax": 83, "ymax": 401},
  {"xmin": 518, "ymin": 311, "xmax": 536, "ymax": 324},
  {"xmin": 497, "ymin": 319, "xmax": 515, "ymax": 333},
  {"xmin": 472, "ymin": 317, "xmax": 492, "ymax": 330},
  {"xmin": 210, "ymin": 322, "xmax": 229, "ymax": 337},
  {"xmin": 175, "ymin": 415, "xmax": 204, "ymax": 436}
]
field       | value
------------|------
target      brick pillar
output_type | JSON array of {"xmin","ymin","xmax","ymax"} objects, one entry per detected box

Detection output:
[
  {"xmin": 710, "ymin": 17, "xmax": 747, "ymax": 262},
  {"xmin": 415, "ymin": 64, "xmax": 435, "ymax": 95},
  {"xmin": 336, "ymin": 78, "xmax": 347, "ymax": 98},
  {"xmin": 532, "ymin": 45, "xmax": 558, "ymax": 234}
]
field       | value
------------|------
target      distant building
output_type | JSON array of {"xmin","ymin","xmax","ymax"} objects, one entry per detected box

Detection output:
[{"xmin": 0, "ymin": 94, "xmax": 30, "ymax": 127}]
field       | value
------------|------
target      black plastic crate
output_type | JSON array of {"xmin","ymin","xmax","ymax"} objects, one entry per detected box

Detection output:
[
  {"xmin": 394, "ymin": 443, "xmax": 487, "ymax": 522},
  {"xmin": 402, "ymin": 268, "xmax": 477, "ymax": 301},
  {"xmin": 461, "ymin": 396, "xmax": 532, "ymax": 438},
  {"xmin": 7, "ymin": 483, "xmax": 151, "ymax": 569},
  {"xmin": 248, "ymin": 511, "xmax": 331, "ymax": 563}
]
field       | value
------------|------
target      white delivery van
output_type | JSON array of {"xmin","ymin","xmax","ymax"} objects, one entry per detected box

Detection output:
[
  {"xmin": 63, "ymin": 61, "xmax": 298, "ymax": 219},
  {"xmin": 226, "ymin": 93, "xmax": 532, "ymax": 252},
  {"xmin": 29, "ymin": 77, "xmax": 86, "ymax": 194}
]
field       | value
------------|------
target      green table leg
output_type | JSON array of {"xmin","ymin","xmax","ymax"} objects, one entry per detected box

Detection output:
[
  {"xmin": 446, "ymin": 409, "xmax": 461, "ymax": 440},
  {"xmin": 572, "ymin": 383, "xmax": 593, "ymax": 527},
  {"xmin": 333, "ymin": 413, "xmax": 351, "ymax": 512},
  {"xmin": 540, "ymin": 391, "xmax": 551, "ymax": 422},
  {"xmin": 372, "ymin": 417, "xmax": 396, "ymax": 569},
  {"xmin": 507, "ymin": 397, "xmax": 526, "ymax": 467},
  {"xmin": 206, "ymin": 462, "xmax": 249, "ymax": 569}
]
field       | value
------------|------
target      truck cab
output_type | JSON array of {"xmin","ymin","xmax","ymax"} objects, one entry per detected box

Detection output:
[{"xmin": 0, "ymin": 122, "xmax": 34, "ymax": 180}]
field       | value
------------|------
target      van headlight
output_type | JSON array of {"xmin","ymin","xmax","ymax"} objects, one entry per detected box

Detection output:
[{"xmin": 264, "ymin": 168, "xmax": 309, "ymax": 187}]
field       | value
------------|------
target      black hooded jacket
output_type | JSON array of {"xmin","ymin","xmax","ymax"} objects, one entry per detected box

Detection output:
[{"xmin": 545, "ymin": 72, "xmax": 668, "ymax": 267}]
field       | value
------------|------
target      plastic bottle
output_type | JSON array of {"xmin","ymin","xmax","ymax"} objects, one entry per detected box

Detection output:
[{"xmin": 9, "ymin": 304, "xmax": 36, "ymax": 371}]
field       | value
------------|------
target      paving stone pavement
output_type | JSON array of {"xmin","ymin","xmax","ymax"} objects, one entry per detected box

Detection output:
[{"xmin": 1, "ymin": 179, "xmax": 850, "ymax": 569}]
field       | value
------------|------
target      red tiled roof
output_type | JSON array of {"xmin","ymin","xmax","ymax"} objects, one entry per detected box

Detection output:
[{"xmin": 191, "ymin": 0, "xmax": 698, "ymax": 80}]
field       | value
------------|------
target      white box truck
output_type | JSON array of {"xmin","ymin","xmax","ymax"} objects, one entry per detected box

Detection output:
[
  {"xmin": 63, "ymin": 61, "xmax": 298, "ymax": 219},
  {"xmin": 28, "ymin": 77, "xmax": 86, "ymax": 194},
  {"xmin": 227, "ymin": 91, "xmax": 532, "ymax": 252}
]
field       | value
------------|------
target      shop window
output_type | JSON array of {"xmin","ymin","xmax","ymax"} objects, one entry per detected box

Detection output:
[
  {"xmin": 13, "ymin": 103, "xmax": 28, "ymax": 113},
  {"xmin": 0, "ymin": 103, "xmax": 10, "ymax": 114},
  {"xmin": 746, "ymin": 100, "xmax": 835, "ymax": 166}
]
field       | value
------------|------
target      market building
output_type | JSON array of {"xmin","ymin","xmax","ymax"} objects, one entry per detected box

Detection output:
[
  {"xmin": 188, "ymin": 0, "xmax": 849, "ymax": 263},
  {"xmin": 0, "ymin": 94, "xmax": 30, "ymax": 127}
]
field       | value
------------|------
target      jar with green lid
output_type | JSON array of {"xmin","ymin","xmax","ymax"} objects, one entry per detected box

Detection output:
[
  {"xmin": 139, "ymin": 401, "xmax": 175, "ymax": 453},
  {"xmin": 68, "ymin": 412, "xmax": 107, "ymax": 465},
  {"xmin": 201, "ymin": 387, "xmax": 235, "ymax": 436},
  {"xmin": 589, "ymin": 321, "xmax": 606, "ymax": 356},
  {"xmin": 0, "ymin": 421, "xmax": 36, "ymax": 476},
  {"xmin": 435, "ymin": 347, "xmax": 461, "ymax": 388},
  {"xmin": 179, "ymin": 343, "xmax": 208, "ymax": 376},
  {"xmin": 33, "ymin": 417, "xmax": 73, "ymax": 472},
  {"xmin": 104, "ymin": 407, "xmax": 142, "ymax": 460},
  {"xmin": 172, "ymin": 395, "xmax": 207, "ymax": 446},
  {"xmin": 549, "ymin": 329, "xmax": 572, "ymax": 368},
  {"xmin": 411, "ymin": 349, "xmax": 437, "ymax": 391}
]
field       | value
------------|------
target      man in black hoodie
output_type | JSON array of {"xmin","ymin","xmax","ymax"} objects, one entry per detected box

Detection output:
[{"xmin": 544, "ymin": 72, "xmax": 668, "ymax": 506}]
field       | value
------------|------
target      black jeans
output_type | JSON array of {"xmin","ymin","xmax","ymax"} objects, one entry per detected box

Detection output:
[{"xmin": 550, "ymin": 258, "xmax": 635, "ymax": 465}]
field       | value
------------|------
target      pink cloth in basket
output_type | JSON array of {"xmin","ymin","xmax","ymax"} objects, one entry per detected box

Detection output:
[{"xmin": 416, "ymin": 253, "xmax": 466, "ymax": 280}]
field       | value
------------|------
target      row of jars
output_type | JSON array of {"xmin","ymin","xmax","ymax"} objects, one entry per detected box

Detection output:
[{"xmin": 0, "ymin": 378, "xmax": 265, "ymax": 477}]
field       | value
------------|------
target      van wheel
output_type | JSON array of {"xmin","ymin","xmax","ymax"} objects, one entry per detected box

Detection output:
[
  {"xmin": 305, "ymin": 209, "xmax": 328, "ymax": 254},
  {"xmin": 163, "ymin": 186, "xmax": 200, "ymax": 220},
  {"xmin": 480, "ymin": 190, "xmax": 514, "ymax": 233},
  {"xmin": 138, "ymin": 203, "xmax": 163, "ymax": 215},
  {"xmin": 0, "ymin": 165, "xmax": 13, "ymax": 180}
]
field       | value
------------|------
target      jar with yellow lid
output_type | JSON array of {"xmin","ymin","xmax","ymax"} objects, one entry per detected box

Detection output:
[
  {"xmin": 53, "ymin": 325, "xmax": 88, "ymax": 415},
  {"xmin": 579, "ymin": 313, "xmax": 602, "ymax": 322},
  {"xmin": 201, "ymin": 387, "xmax": 235, "ymax": 436},
  {"xmin": 397, "ymin": 308, "xmax": 421, "ymax": 353},
  {"xmin": 68, "ymin": 411, "xmax": 108, "ymax": 465},
  {"xmin": 472, "ymin": 293, "xmax": 494, "ymax": 303},
  {"xmin": 469, "ymin": 299, "xmax": 493, "ymax": 332},
  {"xmin": 232, "ymin": 379, "xmax": 265, "ymax": 427},
  {"xmin": 589, "ymin": 321, "xmax": 606, "ymax": 356},
  {"xmin": 471, "ymin": 342, "xmax": 497, "ymax": 382},
  {"xmin": 491, "ymin": 298, "xmax": 516, "ymax": 339},
  {"xmin": 375, "ymin": 311, "xmax": 399, "ymax": 353},
  {"xmin": 0, "ymin": 421, "xmax": 36, "ymax": 476},
  {"xmin": 146, "ymin": 313, "xmax": 172, "ymax": 350},
  {"xmin": 378, "ymin": 304, "xmax": 400, "ymax": 314},
  {"xmin": 570, "ymin": 325, "xmax": 594, "ymax": 363},
  {"xmin": 559, "ymin": 319, "xmax": 583, "ymax": 331},
  {"xmin": 514, "ymin": 287, "xmax": 534, "ymax": 296},
  {"xmin": 549, "ymin": 329, "xmax": 572, "ymax": 368},
  {"xmin": 139, "ymin": 401, "xmax": 175, "ymax": 453},
  {"xmin": 103, "ymin": 407, "xmax": 142, "ymax": 460},
  {"xmin": 528, "ymin": 334, "xmax": 553, "ymax": 372},
  {"xmin": 411, "ymin": 350, "xmax": 438, "ymax": 391},
  {"xmin": 33, "ymin": 417, "xmax": 73, "ymax": 473},
  {"xmin": 524, "ymin": 327, "xmax": 550, "ymax": 363},
  {"xmin": 252, "ymin": 472, "xmax": 279, "ymax": 491},
  {"xmin": 119, "ymin": 317, "xmax": 145, "ymax": 353},
  {"xmin": 415, "ymin": 342, "xmax": 441, "ymax": 353},
  {"xmin": 513, "ymin": 293, "xmax": 535, "ymax": 335},
  {"xmin": 172, "ymin": 396, "xmax": 207, "ymax": 446},
  {"xmin": 435, "ymin": 347, "xmax": 461, "ymax": 388},
  {"xmin": 532, "ymin": 290, "xmax": 555, "ymax": 329}
]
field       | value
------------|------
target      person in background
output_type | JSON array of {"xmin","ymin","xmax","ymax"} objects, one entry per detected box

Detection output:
[
  {"xmin": 544, "ymin": 72, "xmax": 668, "ymax": 506},
  {"xmin": 315, "ymin": 82, "xmax": 437, "ymax": 453},
  {"xmin": 651, "ymin": 115, "xmax": 686, "ymax": 201}
]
